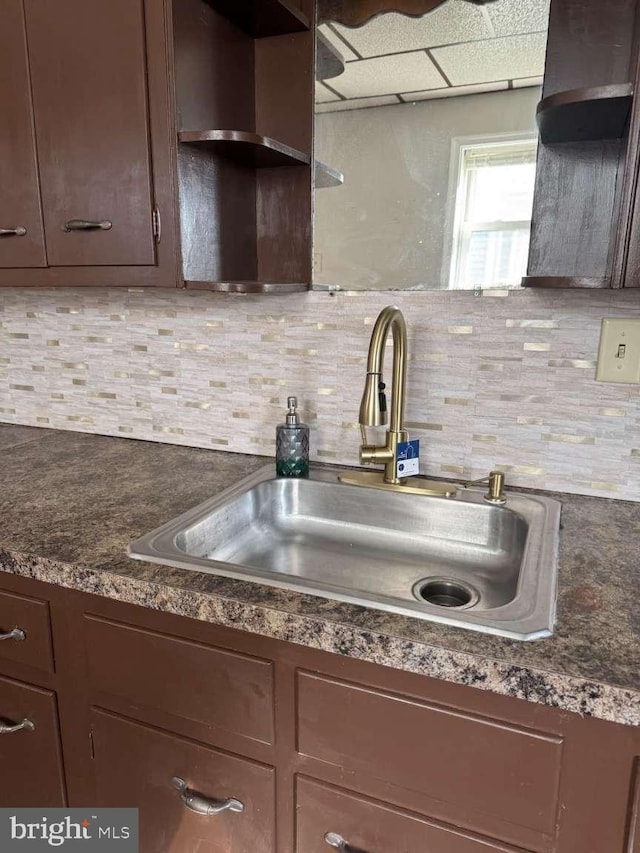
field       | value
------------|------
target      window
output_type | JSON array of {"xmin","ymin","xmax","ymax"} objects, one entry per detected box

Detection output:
[{"xmin": 448, "ymin": 136, "xmax": 537, "ymax": 290}]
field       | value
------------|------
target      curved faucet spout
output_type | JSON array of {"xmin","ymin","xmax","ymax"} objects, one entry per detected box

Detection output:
[
  {"xmin": 359, "ymin": 306, "xmax": 407, "ymax": 433},
  {"xmin": 358, "ymin": 306, "xmax": 408, "ymax": 484}
]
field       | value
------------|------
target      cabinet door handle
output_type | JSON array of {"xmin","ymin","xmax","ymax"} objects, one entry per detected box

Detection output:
[
  {"xmin": 0, "ymin": 628, "xmax": 26, "ymax": 641},
  {"xmin": 63, "ymin": 219, "xmax": 112, "ymax": 232},
  {"xmin": 0, "ymin": 717, "xmax": 35, "ymax": 735},
  {"xmin": 172, "ymin": 777, "xmax": 244, "ymax": 816},
  {"xmin": 325, "ymin": 833, "xmax": 358, "ymax": 851},
  {"xmin": 0, "ymin": 227, "xmax": 27, "ymax": 237}
]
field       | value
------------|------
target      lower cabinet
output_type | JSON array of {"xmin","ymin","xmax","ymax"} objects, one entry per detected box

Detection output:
[
  {"xmin": 0, "ymin": 674, "xmax": 65, "ymax": 807},
  {"xmin": 0, "ymin": 573, "xmax": 638, "ymax": 853},
  {"xmin": 91, "ymin": 709, "xmax": 275, "ymax": 853}
]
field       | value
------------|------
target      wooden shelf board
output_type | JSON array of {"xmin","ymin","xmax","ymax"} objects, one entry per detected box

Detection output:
[
  {"xmin": 201, "ymin": 0, "xmax": 310, "ymax": 38},
  {"xmin": 179, "ymin": 130, "xmax": 311, "ymax": 168},
  {"xmin": 317, "ymin": 32, "xmax": 345, "ymax": 81},
  {"xmin": 522, "ymin": 276, "xmax": 611, "ymax": 289},
  {"xmin": 537, "ymin": 84, "xmax": 633, "ymax": 144},
  {"xmin": 185, "ymin": 280, "xmax": 309, "ymax": 294},
  {"xmin": 315, "ymin": 161, "xmax": 344, "ymax": 189}
]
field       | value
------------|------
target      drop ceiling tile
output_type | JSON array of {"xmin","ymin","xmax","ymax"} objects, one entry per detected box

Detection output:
[
  {"xmin": 316, "ymin": 81, "xmax": 341, "ymax": 103},
  {"xmin": 332, "ymin": 4, "xmax": 491, "ymax": 57},
  {"xmin": 330, "ymin": 52, "xmax": 447, "ymax": 99},
  {"xmin": 316, "ymin": 95, "xmax": 400, "ymax": 113},
  {"xmin": 402, "ymin": 80, "xmax": 508, "ymax": 101},
  {"xmin": 487, "ymin": 0, "xmax": 551, "ymax": 37},
  {"xmin": 318, "ymin": 23, "xmax": 359, "ymax": 62},
  {"xmin": 432, "ymin": 32, "xmax": 548, "ymax": 87},
  {"xmin": 512, "ymin": 75, "xmax": 544, "ymax": 89}
]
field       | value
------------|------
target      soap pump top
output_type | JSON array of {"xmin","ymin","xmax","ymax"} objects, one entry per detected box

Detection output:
[
  {"xmin": 276, "ymin": 396, "xmax": 309, "ymax": 478},
  {"xmin": 286, "ymin": 396, "xmax": 300, "ymax": 425}
]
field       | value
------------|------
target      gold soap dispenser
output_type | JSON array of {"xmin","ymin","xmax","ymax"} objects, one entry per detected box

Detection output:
[{"xmin": 275, "ymin": 396, "xmax": 309, "ymax": 478}]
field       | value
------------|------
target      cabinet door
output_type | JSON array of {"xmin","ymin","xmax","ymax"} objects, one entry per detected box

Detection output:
[
  {"xmin": 0, "ymin": 675, "xmax": 66, "ymax": 807},
  {"xmin": 91, "ymin": 709, "xmax": 275, "ymax": 853},
  {"xmin": 24, "ymin": 0, "xmax": 156, "ymax": 267},
  {"xmin": 0, "ymin": 0, "xmax": 46, "ymax": 268}
]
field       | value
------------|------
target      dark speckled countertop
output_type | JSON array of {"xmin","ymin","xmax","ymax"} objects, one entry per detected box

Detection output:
[{"xmin": 0, "ymin": 424, "xmax": 638, "ymax": 726}]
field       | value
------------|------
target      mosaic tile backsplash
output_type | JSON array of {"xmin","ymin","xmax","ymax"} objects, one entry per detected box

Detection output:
[{"xmin": 1, "ymin": 286, "xmax": 640, "ymax": 500}]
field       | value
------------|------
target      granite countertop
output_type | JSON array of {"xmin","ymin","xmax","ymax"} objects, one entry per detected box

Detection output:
[{"xmin": 0, "ymin": 424, "xmax": 638, "ymax": 726}]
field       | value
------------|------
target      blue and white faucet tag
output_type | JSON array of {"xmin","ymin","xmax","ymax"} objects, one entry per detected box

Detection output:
[{"xmin": 396, "ymin": 439, "xmax": 420, "ymax": 478}]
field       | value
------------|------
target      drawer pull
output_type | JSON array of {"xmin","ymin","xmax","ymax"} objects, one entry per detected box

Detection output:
[
  {"xmin": 0, "ymin": 227, "xmax": 27, "ymax": 237},
  {"xmin": 0, "ymin": 717, "xmax": 35, "ymax": 735},
  {"xmin": 0, "ymin": 628, "xmax": 26, "ymax": 642},
  {"xmin": 172, "ymin": 777, "xmax": 244, "ymax": 816},
  {"xmin": 325, "ymin": 833, "xmax": 357, "ymax": 851},
  {"xmin": 63, "ymin": 219, "xmax": 112, "ymax": 232}
]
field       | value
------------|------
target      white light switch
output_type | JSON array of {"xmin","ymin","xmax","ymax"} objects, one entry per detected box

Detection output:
[{"xmin": 596, "ymin": 318, "xmax": 640, "ymax": 383}]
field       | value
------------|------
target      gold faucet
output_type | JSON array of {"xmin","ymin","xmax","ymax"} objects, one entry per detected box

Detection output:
[
  {"xmin": 339, "ymin": 306, "xmax": 456, "ymax": 498},
  {"xmin": 358, "ymin": 305, "xmax": 408, "ymax": 484}
]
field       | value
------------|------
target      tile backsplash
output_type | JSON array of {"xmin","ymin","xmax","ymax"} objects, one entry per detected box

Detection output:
[{"xmin": 1, "ymin": 286, "xmax": 640, "ymax": 500}]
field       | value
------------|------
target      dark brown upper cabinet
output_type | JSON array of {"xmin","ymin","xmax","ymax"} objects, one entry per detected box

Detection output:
[
  {"xmin": 25, "ymin": 0, "xmax": 156, "ymax": 269},
  {"xmin": 0, "ymin": 0, "xmax": 47, "ymax": 270},
  {"xmin": 0, "ymin": 0, "xmax": 178, "ymax": 288},
  {"xmin": 0, "ymin": 0, "xmax": 315, "ymax": 293},
  {"xmin": 524, "ymin": 0, "xmax": 640, "ymax": 289}
]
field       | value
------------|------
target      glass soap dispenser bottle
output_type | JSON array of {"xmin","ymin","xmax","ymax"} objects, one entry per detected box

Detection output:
[{"xmin": 276, "ymin": 396, "xmax": 309, "ymax": 478}]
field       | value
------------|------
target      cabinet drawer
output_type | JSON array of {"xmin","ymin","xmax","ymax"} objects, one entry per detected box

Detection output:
[
  {"xmin": 92, "ymin": 709, "xmax": 275, "ymax": 853},
  {"xmin": 297, "ymin": 672, "xmax": 563, "ymax": 847},
  {"xmin": 0, "ymin": 589, "xmax": 54, "ymax": 674},
  {"xmin": 0, "ymin": 674, "xmax": 65, "ymax": 806},
  {"xmin": 296, "ymin": 777, "xmax": 529, "ymax": 853},
  {"xmin": 84, "ymin": 615, "xmax": 274, "ymax": 745}
]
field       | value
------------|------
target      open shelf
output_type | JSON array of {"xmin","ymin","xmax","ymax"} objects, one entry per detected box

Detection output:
[
  {"xmin": 185, "ymin": 280, "xmax": 308, "ymax": 294},
  {"xmin": 537, "ymin": 84, "xmax": 633, "ymax": 144},
  {"xmin": 317, "ymin": 32, "xmax": 345, "ymax": 81},
  {"xmin": 201, "ymin": 0, "xmax": 310, "ymax": 37},
  {"xmin": 315, "ymin": 161, "xmax": 344, "ymax": 189},
  {"xmin": 173, "ymin": 0, "xmax": 314, "ymax": 292},
  {"xmin": 522, "ymin": 276, "xmax": 610, "ymax": 289},
  {"xmin": 178, "ymin": 130, "xmax": 311, "ymax": 168}
]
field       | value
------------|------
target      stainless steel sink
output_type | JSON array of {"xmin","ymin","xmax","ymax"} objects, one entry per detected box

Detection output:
[{"xmin": 128, "ymin": 465, "xmax": 561, "ymax": 640}]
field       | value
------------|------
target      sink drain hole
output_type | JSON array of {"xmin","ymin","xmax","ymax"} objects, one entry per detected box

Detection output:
[{"xmin": 413, "ymin": 577, "xmax": 479, "ymax": 609}]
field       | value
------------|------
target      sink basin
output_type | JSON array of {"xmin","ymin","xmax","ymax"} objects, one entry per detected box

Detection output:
[{"xmin": 128, "ymin": 465, "xmax": 561, "ymax": 640}]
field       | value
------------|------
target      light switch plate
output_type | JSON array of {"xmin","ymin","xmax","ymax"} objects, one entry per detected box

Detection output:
[{"xmin": 596, "ymin": 318, "xmax": 640, "ymax": 383}]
